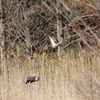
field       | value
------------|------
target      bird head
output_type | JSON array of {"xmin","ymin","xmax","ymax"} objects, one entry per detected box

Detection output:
[
  {"xmin": 25, "ymin": 78, "xmax": 30, "ymax": 84},
  {"xmin": 25, "ymin": 81, "xmax": 29, "ymax": 84}
]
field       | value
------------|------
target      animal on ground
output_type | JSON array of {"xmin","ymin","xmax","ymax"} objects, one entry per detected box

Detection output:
[{"xmin": 25, "ymin": 74, "xmax": 40, "ymax": 84}]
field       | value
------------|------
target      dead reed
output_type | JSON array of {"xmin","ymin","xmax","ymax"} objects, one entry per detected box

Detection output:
[{"xmin": 0, "ymin": 51, "xmax": 100, "ymax": 100}]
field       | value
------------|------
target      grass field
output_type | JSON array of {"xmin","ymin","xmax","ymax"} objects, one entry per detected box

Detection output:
[{"xmin": 0, "ymin": 51, "xmax": 100, "ymax": 100}]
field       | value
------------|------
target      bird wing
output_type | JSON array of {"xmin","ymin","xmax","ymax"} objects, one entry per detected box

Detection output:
[
  {"xmin": 49, "ymin": 36, "xmax": 56, "ymax": 48},
  {"xmin": 26, "ymin": 76, "xmax": 32, "ymax": 81},
  {"xmin": 30, "ymin": 77, "xmax": 36, "ymax": 82}
]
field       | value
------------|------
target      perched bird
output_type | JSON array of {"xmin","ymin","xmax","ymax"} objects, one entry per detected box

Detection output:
[
  {"xmin": 25, "ymin": 74, "xmax": 40, "ymax": 84},
  {"xmin": 49, "ymin": 36, "xmax": 61, "ymax": 48}
]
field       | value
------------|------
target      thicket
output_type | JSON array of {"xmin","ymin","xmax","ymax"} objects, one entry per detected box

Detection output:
[
  {"xmin": 0, "ymin": 1, "xmax": 100, "ymax": 100},
  {"xmin": 1, "ymin": 0, "xmax": 100, "ymax": 59}
]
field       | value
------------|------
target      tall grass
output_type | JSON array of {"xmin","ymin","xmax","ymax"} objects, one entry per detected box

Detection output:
[{"xmin": 0, "ymin": 51, "xmax": 100, "ymax": 100}]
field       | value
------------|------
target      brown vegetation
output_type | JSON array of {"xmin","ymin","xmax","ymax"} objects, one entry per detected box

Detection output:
[
  {"xmin": 0, "ymin": 0, "xmax": 100, "ymax": 59},
  {"xmin": 0, "ymin": 52, "xmax": 100, "ymax": 100},
  {"xmin": 0, "ymin": 0, "xmax": 100, "ymax": 100}
]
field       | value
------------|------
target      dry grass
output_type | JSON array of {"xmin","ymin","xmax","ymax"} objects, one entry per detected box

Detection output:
[{"xmin": 0, "ymin": 51, "xmax": 100, "ymax": 100}]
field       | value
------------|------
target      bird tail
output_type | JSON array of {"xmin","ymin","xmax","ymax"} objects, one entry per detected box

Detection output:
[{"xmin": 35, "ymin": 77, "xmax": 40, "ymax": 82}]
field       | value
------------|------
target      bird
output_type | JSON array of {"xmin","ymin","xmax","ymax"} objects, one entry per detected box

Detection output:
[
  {"xmin": 25, "ymin": 74, "xmax": 40, "ymax": 84},
  {"xmin": 49, "ymin": 36, "xmax": 62, "ymax": 48}
]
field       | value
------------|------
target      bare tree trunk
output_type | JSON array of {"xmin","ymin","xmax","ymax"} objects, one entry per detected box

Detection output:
[
  {"xmin": 0, "ymin": 1, "xmax": 8, "ymax": 99},
  {"xmin": 56, "ymin": 0, "xmax": 64, "ymax": 60},
  {"xmin": 0, "ymin": 0, "xmax": 5, "ymax": 61},
  {"xmin": 23, "ymin": 12, "xmax": 34, "ymax": 69}
]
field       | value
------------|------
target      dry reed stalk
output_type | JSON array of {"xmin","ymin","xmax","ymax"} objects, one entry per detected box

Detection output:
[{"xmin": 0, "ymin": 52, "xmax": 100, "ymax": 100}]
